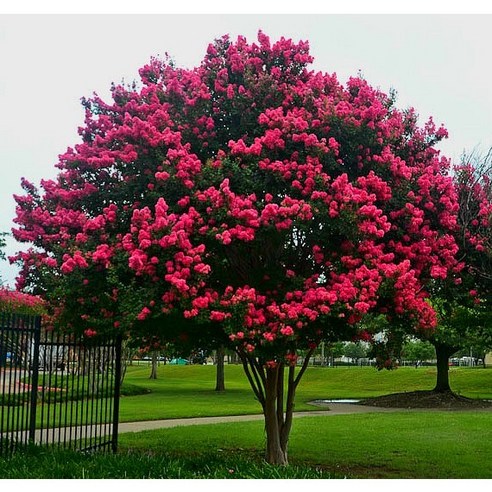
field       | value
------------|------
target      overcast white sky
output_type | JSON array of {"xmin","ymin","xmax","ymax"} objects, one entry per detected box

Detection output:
[{"xmin": 1, "ymin": 11, "xmax": 492, "ymax": 287}]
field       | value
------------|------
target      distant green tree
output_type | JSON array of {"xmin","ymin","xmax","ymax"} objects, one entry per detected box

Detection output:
[
  {"xmin": 401, "ymin": 339, "xmax": 435, "ymax": 365},
  {"xmin": 342, "ymin": 342, "xmax": 368, "ymax": 365},
  {"xmin": 454, "ymin": 327, "xmax": 492, "ymax": 368},
  {"xmin": 324, "ymin": 341, "xmax": 345, "ymax": 366}
]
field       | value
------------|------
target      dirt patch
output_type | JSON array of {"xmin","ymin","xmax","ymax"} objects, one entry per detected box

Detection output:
[{"xmin": 358, "ymin": 390, "xmax": 492, "ymax": 410}]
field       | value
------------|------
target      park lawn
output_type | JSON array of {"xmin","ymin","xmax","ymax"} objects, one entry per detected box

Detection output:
[
  {"xmin": 2, "ymin": 365, "xmax": 492, "ymax": 478},
  {"xmin": 118, "ymin": 364, "xmax": 492, "ymax": 422},
  {"xmin": 2, "ymin": 410, "xmax": 491, "ymax": 478},
  {"xmin": 117, "ymin": 410, "xmax": 492, "ymax": 479}
]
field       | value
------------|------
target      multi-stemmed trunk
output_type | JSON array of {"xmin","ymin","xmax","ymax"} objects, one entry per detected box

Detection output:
[{"xmin": 237, "ymin": 348, "xmax": 314, "ymax": 466}]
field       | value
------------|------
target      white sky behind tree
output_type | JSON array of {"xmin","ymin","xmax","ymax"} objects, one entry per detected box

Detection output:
[{"xmin": 1, "ymin": 8, "xmax": 492, "ymax": 287}]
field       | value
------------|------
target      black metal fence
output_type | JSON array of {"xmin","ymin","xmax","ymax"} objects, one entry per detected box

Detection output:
[{"xmin": 0, "ymin": 312, "xmax": 121, "ymax": 456}]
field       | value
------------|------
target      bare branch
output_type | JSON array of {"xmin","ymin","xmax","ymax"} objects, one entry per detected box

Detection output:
[{"xmin": 236, "ymin": 348, "xmax": 266, "ymax": 409}]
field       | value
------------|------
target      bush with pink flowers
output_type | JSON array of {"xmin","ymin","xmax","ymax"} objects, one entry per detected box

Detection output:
[{"xmin": 0, "ymin": 287, "xmax": 45, "ymax": 315}]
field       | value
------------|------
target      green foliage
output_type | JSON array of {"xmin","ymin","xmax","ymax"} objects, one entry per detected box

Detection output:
[
  {"xmin": 342, "ymin": 341, "xmax": 368, "ymax": 361},
  {"xmin": 0, "ymin": 393, "xmax": 26, "ymax": 407},
  {"xmin": 0, "ymin": 288, "xmax": 45, "ymax": 315},
  {"xmin": 423, "ymin": 149, "xmax": 492, "ymax": 363},
  {"xmin": 401, "ymin": 339, "xmax": 436, "ymax": 362},
  {"xmin": 429, "ymin": 296, "xmax": 490, "ymax": 351},
  {"xmin": 120, "ymin": 382, "xmax": 152, "ymax": 397}
]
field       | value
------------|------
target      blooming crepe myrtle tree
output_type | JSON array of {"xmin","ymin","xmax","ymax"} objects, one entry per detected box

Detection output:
[
  {"xmin": 425, "ymin": 151, "xmax": 492, "ymax": 391},
  {"xmin": 12, "ymin": 32, "xmax": 461, "ymax": 465},
  {"xmin": 367, "ymin": 152, "xmax": 492, "ymax": 381}
]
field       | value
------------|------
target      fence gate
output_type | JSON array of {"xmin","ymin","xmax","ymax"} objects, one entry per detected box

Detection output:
[{"xmin": 0, "ymin": 312, "xmax": 121, "ymax": 456}]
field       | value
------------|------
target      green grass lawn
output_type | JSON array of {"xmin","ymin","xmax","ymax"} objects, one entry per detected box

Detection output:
[
  {"xmin": 5, "ymin": 364, "xmax": 489, "ymax": 430},
  {"xmin": 118, "ymin": 363, "xmax": 492, "ymax": 422},
  {"xmin": 2, "ymin": 410, "xmax": 491, "ymax": 478},
  {"xmin": 116, "ymin": 410, "xmax": 492, "ymax": 479},
  {"xmin": 2, "ymin": 363, "xmax": 491, "ymax": 478}
]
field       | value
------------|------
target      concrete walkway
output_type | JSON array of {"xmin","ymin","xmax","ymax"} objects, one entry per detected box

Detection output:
[
  {"xmin": 118, "ymin": 403, "xmax": 400, "ymax": 434},
  {"xmin": 3, "ymin": 403, "xmax": 395, "ymax": 445}
]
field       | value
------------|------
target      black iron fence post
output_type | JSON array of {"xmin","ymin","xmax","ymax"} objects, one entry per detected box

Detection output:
[
  {"xmin": 28, "ymin": 316, "xmax": 41, "ymax": 444},
  {"xmin": 111, "ymin": 335, "xmax": 122, "ymax": 453}
]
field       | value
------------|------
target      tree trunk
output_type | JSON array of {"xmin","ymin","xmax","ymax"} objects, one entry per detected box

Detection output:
[
  {"xmin": 237, "ymin": 348, "xmax": 314, "ymax": 466},
  {"xmin": 433, "ymin": 342, "xmax": 456, "ymax": 392},
  {"xmin": 215, "ymin": 345, "xmax": 225, "ymax": 392},
  {"xmin": 264, "ymin": 365, "xmax": 288, "ymax": 465},
  {"xmin": 149, "ymin": 351, "xmax": 158, "ymax": 379}
]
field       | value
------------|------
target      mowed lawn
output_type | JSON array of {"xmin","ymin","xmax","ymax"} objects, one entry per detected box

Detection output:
[
  {"xmin": 2, "ymin": 364, "xmax": 492, "ymax": 479},
  {"xmin": 116, "ymin": 364, "xmax": 492, "ymax": 478},
  {"xmin": 2, "ymin": 410, "xmax": 492, "ymax": 478},
  {"xmin": 119, "ymin": 363, "xmax": 492, "ymax": 422},
  {"xmin": 118, "ymin": 410, "xmax": 492, "ymax": 479}
]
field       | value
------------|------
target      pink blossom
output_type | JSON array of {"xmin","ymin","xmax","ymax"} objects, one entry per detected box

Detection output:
[
  {"xmin": 137, "ymin": 307, "xmax": 151, "ymax": 321},
  {"xmin": 280, "ymin": 326, "xmax": 294, "ymax": 336}
]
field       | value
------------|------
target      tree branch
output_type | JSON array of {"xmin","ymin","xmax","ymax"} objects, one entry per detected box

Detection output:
[
  {"xmin": 236, "ymin": 348, "xmax": 266, "ymax": 410},
  {"xmin": 237, "ymin": 348, "xmax": 266, "ymax": 409}
]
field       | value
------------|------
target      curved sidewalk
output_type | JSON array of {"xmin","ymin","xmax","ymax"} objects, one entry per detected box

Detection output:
[{"xmin": 118, "ymin": 403, "xmax": 400, "ymax": 434}]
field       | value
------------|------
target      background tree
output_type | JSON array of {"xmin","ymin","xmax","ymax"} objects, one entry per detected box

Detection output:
[
  {"xmin": 454, "ymin": 334, "xmax": 492, "ymax": 367},
  {"xmin": 12, "ymin": 32, "xmax": 461, "ymax": 465},
  {"xmin": 369, "ymin": 149, "xmax": 491, "ymax": 388},
  {"xmin": 135, "ymin": 339, "xmax": 167, "ymax": 380},
  {"xmin": 342, "ymin": 341, "xmax": 368, "ymax": 365},
  {"xmin": 425, "ymin": 150, "xmax": 492, "ymax": 391},
  {"xmin": 401, "ymin": 338, "xmax": 435, "ymax": 365},
  {"xmin": 214, "ymin": 344, "xmax": 226, "ymax": 392},
  {"xmin": 325, "ymin": 341, "xmax": 345, "ymax": 366}
]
